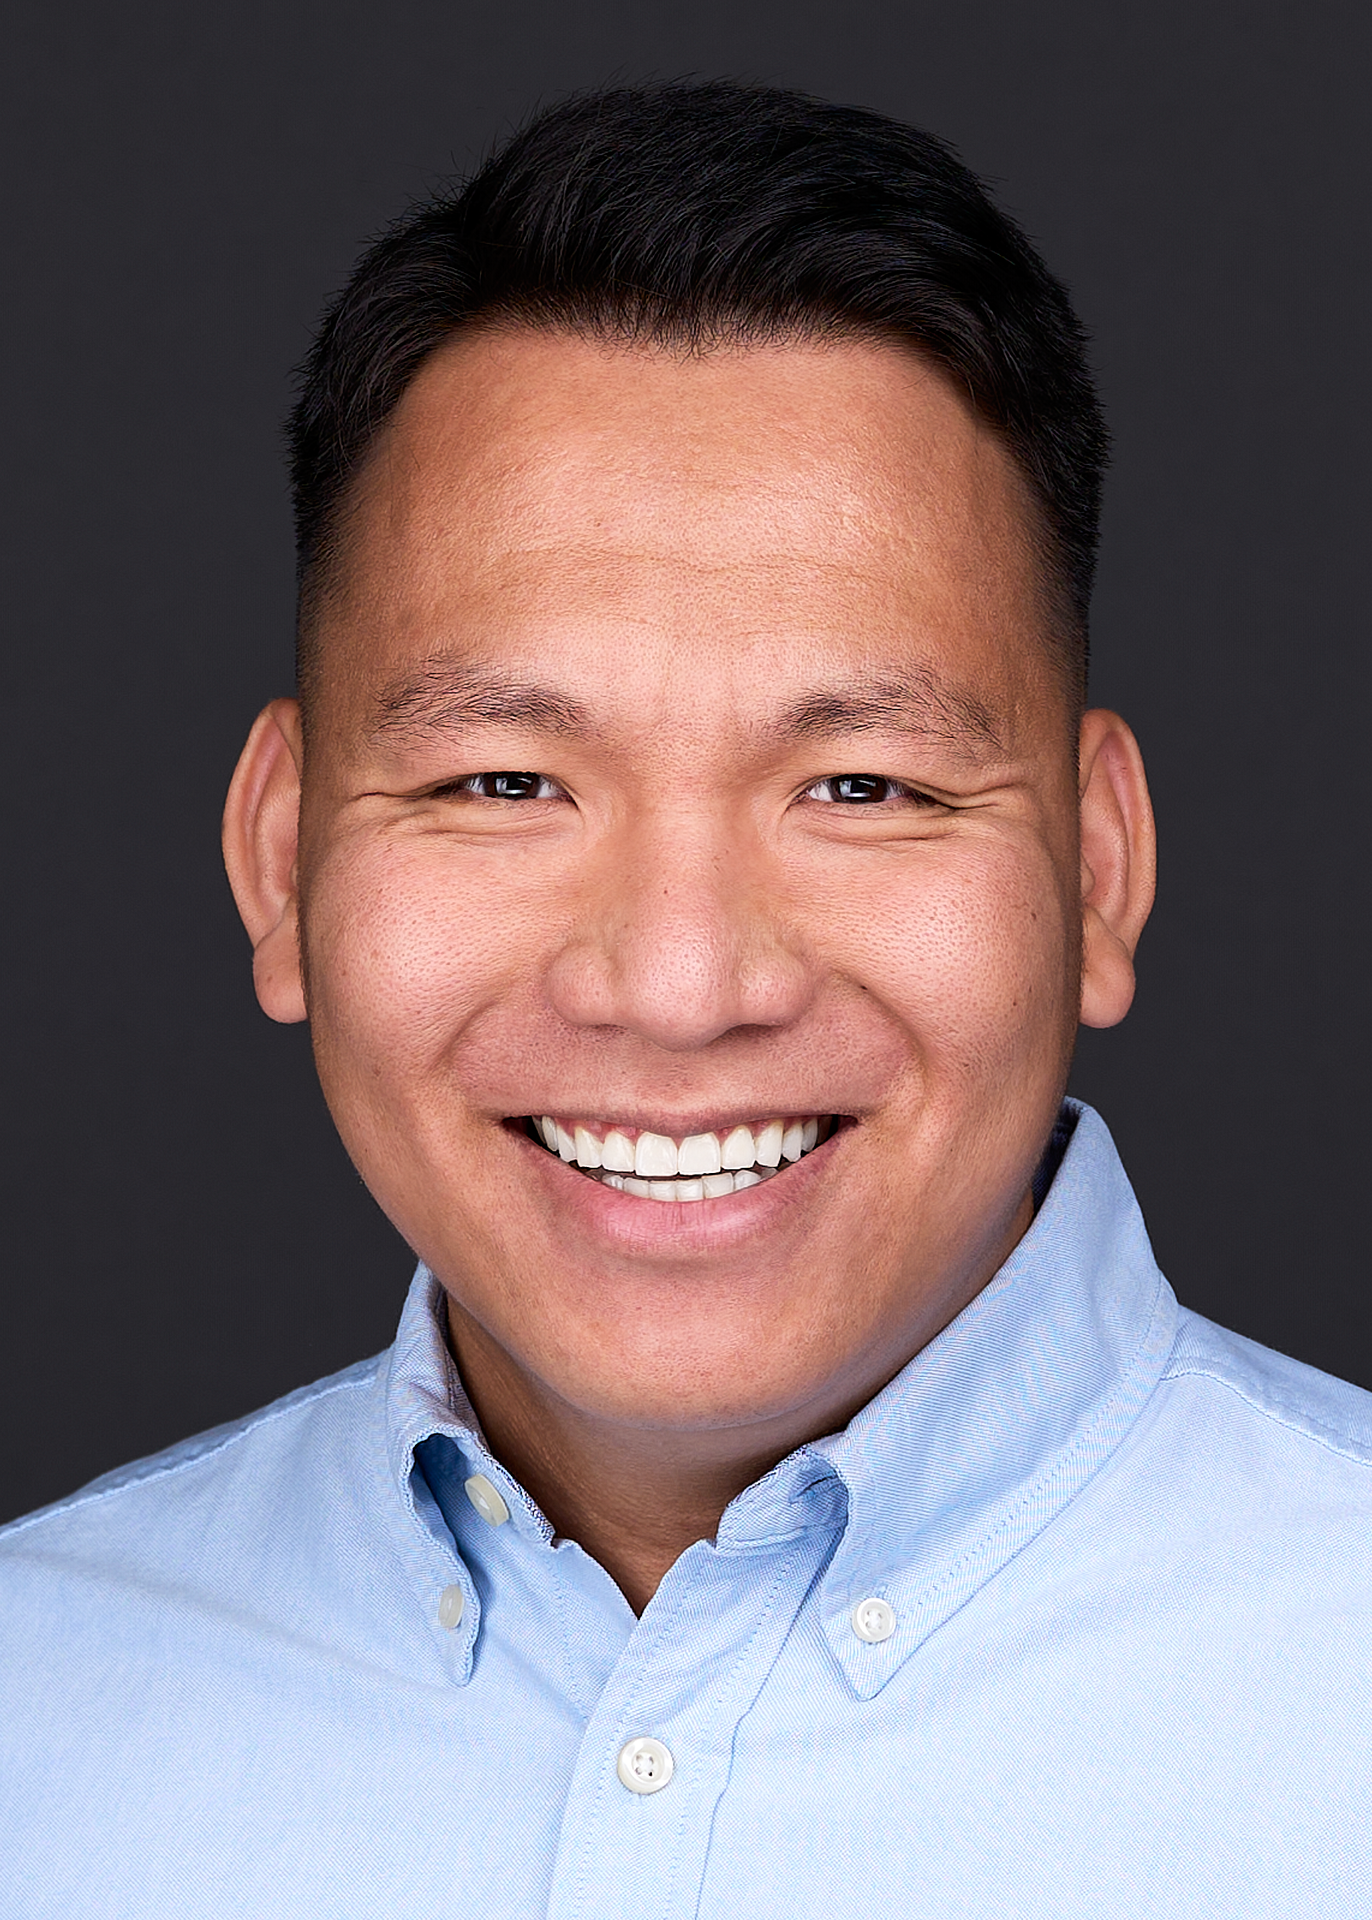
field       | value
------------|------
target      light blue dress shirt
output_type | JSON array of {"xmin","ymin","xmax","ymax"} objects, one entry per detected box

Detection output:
[{"xmin": 3, "ymin": 1102, "xmax": 1370, "ymax": 1916}]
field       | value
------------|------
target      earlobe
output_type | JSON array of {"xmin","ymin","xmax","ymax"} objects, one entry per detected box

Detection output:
[
  {"xmin": 1077, "ymin": 709, "xmax": 1157, "ymax": 1030},
  {"xmin": 221, "ymin": 699, "xmax": 309, "ymax": 1024}
]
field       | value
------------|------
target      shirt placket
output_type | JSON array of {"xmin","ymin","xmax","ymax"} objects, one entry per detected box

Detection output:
[{"xmin": 543, "ymin": 1523, "xmax": 837, "ymax": 1920}]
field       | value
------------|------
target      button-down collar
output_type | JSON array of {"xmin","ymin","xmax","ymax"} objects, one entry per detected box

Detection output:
[{"xmin": 379, "ymin": 1101, "xmax": 1177, "ymax": 1693}]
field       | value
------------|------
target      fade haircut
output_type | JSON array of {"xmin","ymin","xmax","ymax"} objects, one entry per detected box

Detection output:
[{"xmin": 289, "ymin": 82, "xmax": 1107, "ymax": 715}]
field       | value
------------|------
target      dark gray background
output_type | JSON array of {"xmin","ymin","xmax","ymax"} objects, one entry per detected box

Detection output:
[{"xmin": 2, "ymin": 0, "xmax": 1368, "ymax": 1524}]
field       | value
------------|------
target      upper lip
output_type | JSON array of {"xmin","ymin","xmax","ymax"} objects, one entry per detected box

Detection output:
[{"xmin": 510, "ymin": 1109, "xmax": 843, "ymax": 1134}]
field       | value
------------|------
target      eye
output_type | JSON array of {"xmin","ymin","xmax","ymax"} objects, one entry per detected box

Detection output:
[
  {"xmin": 449, "ymin": 771, "xmax": 564, "ymax": 801},
  {"xmin": 804, "ymin": 774, "xmax": 919, "ymax": 805}
]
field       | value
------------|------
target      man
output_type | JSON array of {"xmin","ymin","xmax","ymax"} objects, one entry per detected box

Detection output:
[{"xmin": 2, "ymin": 81, "xmax": 1368, "ymax": 1917}]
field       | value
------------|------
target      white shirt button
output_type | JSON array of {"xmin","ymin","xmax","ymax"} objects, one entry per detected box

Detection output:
[
  {"xmin": 851, "ymin": 1596, "xmax": 897, "ymax": 1643},
  {"xmin": 437, "ymin": 1584, "xmax": 465, "ymax": 1631},
  {"xmin": 616, "ymin": 1736, "xmax": 674, "ymax": 1794},
  {"xmin": 463, "ymin": 1473, "xmax": 510, "ymax": 1527}
]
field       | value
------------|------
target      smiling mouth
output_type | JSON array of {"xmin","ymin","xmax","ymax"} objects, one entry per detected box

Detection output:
[{"xmin": 524, "ymin": 1114, "xmax": 837, "ymax": 1201}]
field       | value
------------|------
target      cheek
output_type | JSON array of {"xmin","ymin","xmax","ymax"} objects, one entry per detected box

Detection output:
[
  {"xmin": 300, "ymin": 837, "xmax": 541, "ymax": 1097},
  {"xmin": 833, "ymin": 838, "xmax": 1077, "ymax": 1085}
]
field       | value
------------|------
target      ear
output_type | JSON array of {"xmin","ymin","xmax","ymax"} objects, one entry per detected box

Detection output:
[
  {"xmin": 1077, "ymin": 708, "xmax": 1157, "ymax": 1030},
  {"xmin": 222, "ymin": 698, "xmax": 308, "ymax": 1024}
]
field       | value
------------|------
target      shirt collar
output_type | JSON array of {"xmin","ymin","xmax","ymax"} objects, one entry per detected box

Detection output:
[
  {"xmin": 383, "ymin": 1258, "xmax": 553, "ymax": 1547},
  {"xmin": 379, "ymin": 1100, "xmax": 1177, "ymax": 1696},
  {"xmin": 377, "ymin": 1255, "xmax": 553, "ymax": 1684},
  {"xmin": 797, "ymin": 1100, "xmax": 1177, "ymax": 1695}
]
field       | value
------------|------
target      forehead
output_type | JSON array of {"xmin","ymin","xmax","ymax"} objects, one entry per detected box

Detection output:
[{"xmin": 315, "ymin": 328, "xmax": 1060, "ymax": 741}]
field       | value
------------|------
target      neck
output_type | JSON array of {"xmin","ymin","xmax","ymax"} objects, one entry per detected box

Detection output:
[
  {"xmin": 443, "ymin": 1186, "xmax": 1036, "ymax": 1613},
  {"xmin": 446, "ymin": 1304, "xmax": 850, "ymax": 1614}
]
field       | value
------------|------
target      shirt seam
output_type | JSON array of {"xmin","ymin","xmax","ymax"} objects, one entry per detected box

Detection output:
[
  {"xmin": 1161, "ymin": 1364, "xmax": 1372, "ymax": 1467},
  {"xmin": 0, "ymin": 1367, "xmax": 380, "ymax": 1540}
]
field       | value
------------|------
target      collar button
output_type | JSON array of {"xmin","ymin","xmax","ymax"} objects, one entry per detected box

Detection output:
[
  {"xmin": 464, "ymin": 1473, "xmax": 510, "ymax": 1526},
  {"xmin": 851, "ymin": 1596, "xmax": 897, "ymax": 1643}
]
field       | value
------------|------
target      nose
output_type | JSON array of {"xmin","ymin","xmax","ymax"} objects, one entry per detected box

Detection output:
[{"xmin": 544, "ymin": 813, "xmax": 815, "ymax": 1051}]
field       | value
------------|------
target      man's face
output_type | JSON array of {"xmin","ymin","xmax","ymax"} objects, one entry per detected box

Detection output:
[{"xmin": 292, "ymin": 330, "xmax": 1087, "ymax": 1444}]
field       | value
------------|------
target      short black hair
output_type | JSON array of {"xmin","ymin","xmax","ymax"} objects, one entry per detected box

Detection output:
[{"xmin": 289, "ymin": 81, "xmax": 1107, "ymax": 709}]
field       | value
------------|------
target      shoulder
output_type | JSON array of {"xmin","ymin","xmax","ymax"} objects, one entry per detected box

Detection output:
[
  {"xmin": 1125, "ymin": 1308, "xmax": 1372, "ymax": 1563},
  {"xmin": 0, "ymin": 1353, "xmax": 386, "ymax": 1567},
  {"xmin": 1161, "ymin": 1308, "xmax": 1372, "ymax": 1470}
]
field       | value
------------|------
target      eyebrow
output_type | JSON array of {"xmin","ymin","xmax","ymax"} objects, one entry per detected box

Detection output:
[
  {"xmin": 370, "ymin": 658, "xmax": 1003, "ymax": 755},
  {"xmin": 769, "ymin": 669, "xmax": 1004, "ymax": 754},
  {"xmin": 371, "ymin": 661, "xmax": 596, "ymax": 743}
]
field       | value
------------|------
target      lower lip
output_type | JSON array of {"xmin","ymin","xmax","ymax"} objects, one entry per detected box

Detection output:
[{"xmin": 513, "ymin": 1124, "xmax": 842, "ymax": 1254}]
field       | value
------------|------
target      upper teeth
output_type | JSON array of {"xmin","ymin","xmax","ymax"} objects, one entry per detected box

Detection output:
[{"xmin": 533, "ymin": 1114, "xmax": 824, "ymax": 1197}]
